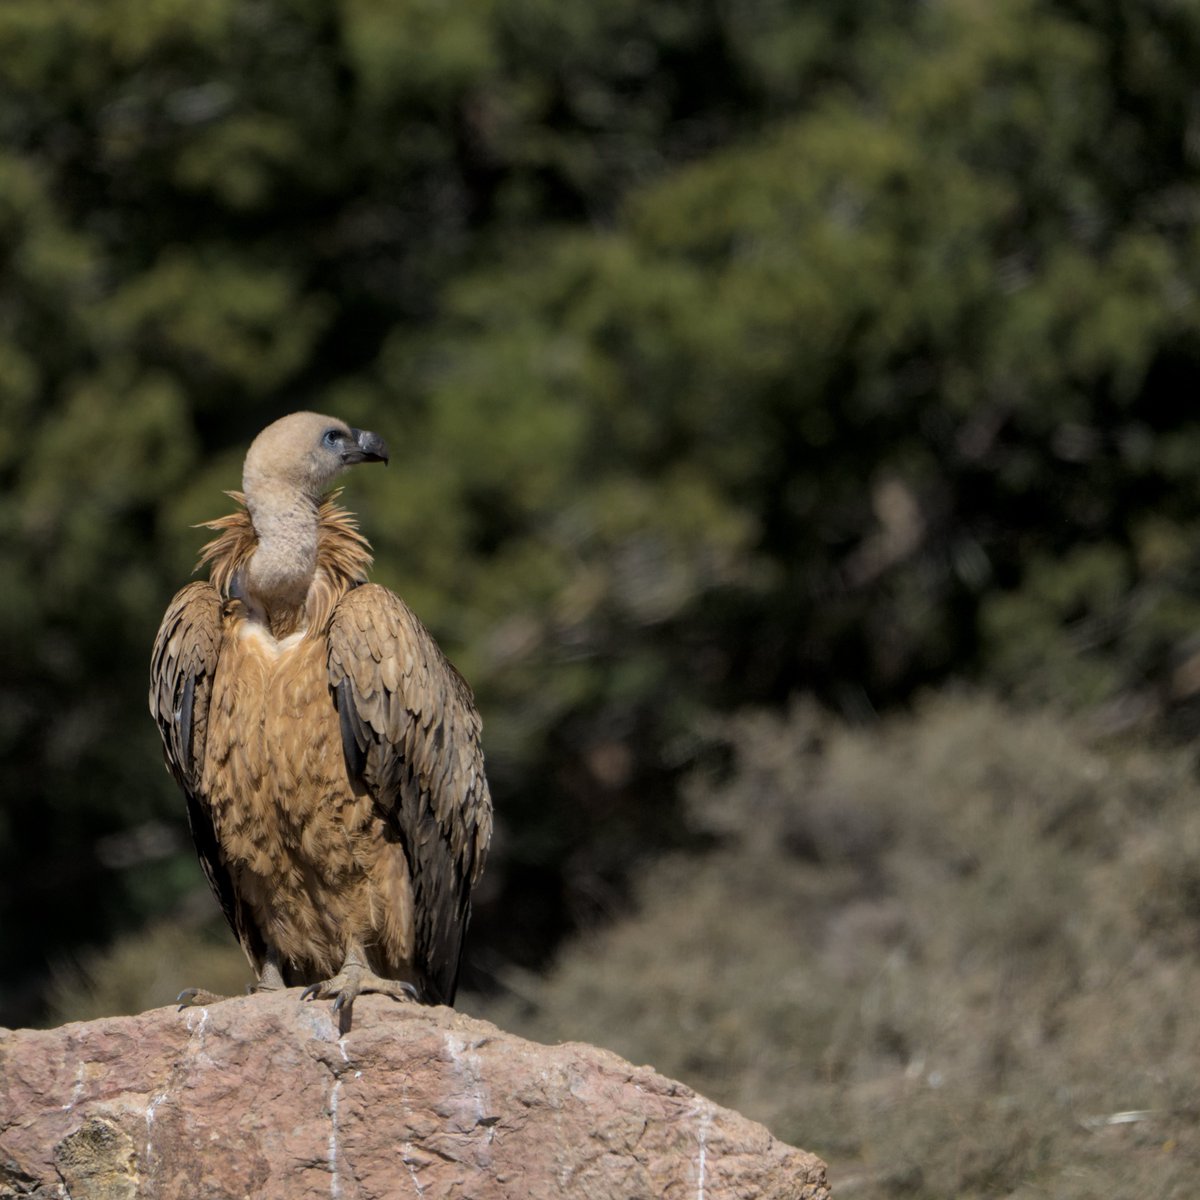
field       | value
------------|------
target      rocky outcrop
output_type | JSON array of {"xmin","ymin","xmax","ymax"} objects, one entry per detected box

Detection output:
[{"xmin": 0, "ymin": 989, "xmax": 829, "ymax": 1199}]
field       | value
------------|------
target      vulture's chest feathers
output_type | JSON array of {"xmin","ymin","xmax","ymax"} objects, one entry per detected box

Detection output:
[{"xmin": 202, "ymin": 616, "xmax": 414, "ymax": 971}]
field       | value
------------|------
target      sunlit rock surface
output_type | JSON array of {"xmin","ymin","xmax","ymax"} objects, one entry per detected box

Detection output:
[{"xmin": 0, "ymin": 989, "xmax": 829, "ymax": 1199}]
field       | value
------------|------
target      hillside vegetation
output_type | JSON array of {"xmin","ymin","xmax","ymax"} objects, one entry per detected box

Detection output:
[
  {"xmin": 51, "ymin": 693, "xmax": 1200, "ymax": 1197},
  {"xmin": 482, "ymin": 694, "xmax": 1200, "ymax": 1198},
  {"xmin": 1, "ymin": 0, "xmax": 1198, "ymax": 1128}
]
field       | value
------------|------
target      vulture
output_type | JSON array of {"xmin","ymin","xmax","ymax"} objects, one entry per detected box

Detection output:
[{"xmin": 149, "ymin": 413, "xmax": 492, "ymax": 1017}]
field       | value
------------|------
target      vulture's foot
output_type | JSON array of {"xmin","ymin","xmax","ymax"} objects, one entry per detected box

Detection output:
[
  {"xmin": 176, "ymin": 987, "xmax": 228, "ymax": 1009},
  {"xmin": 300, "ymin": 961, "xmax": 419, "ymax": 1024},
  {"xmin": 177, "ymin": 960, "xmax": 284, "ymax": 1009}
]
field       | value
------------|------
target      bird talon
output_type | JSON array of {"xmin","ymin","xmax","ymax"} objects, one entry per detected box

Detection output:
[
  {"xmin": 177, "ymin": 986, "xmax": 227, "ymax": 1010},
  {"xmin": 300, "ymin": 983, "xmax": 322, "ymax": 1002}
]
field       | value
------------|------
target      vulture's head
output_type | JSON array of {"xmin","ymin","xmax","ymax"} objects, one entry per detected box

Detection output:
[{"xmin": 243, "ymin": 412, "xmax": 389, "ymax": 504}]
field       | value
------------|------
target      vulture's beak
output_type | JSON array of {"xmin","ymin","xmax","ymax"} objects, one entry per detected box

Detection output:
[{"xmin": 345, "ymin": 428, "xmax": 389, "ymax": 466}]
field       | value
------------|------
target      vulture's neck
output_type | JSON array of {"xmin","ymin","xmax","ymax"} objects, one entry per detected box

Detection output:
[
  {"xmin": 245, "ymin": 488, "xmax": 320, "ymax": 618},
  {"xmin": 198, "ymin": 489, "xmax": 372, "ymax": 641}
]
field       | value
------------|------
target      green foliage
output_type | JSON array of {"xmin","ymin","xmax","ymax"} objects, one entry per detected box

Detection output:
[{"xmin": 1, "ymin": 0, "xmax": 1199, "ymax": 1024}]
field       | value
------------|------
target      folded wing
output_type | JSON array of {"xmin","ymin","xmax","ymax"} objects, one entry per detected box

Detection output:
[
  {"xmin": 149, "ymin": 582, "xmax": 265, "ymax": 967},
  {"xmin": 328, "ymin": 583, "xmax": 492, "ymax": 1005}
]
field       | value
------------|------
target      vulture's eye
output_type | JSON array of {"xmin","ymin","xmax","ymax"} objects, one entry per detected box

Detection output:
[{"xmin": 323, "ymin": 428, "xmax": 345, "ymax": 448}]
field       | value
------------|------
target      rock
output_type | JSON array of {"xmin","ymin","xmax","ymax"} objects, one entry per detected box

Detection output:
[{"xmin": 0, "ymin": 989, "xmax": 829, "ymax": 1199}]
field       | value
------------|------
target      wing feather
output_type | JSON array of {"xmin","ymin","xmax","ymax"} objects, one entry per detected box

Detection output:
[
  {"xmin": 149, "ymin": 583, "xmax": 260, "ymax": 964},
  {"xmin": 327, "ymin": 583, "xmax": 492, "ymax": 1005},
  {"xmin": 149, "ymin": 582, "xmax": 222, "ymax": 798}
]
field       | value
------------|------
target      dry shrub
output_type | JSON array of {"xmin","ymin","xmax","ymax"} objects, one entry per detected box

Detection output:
[
  {"xmin": 473, "ymin": 692, "xmax": 1200, "ymax": 1198},
  {"xmin": 47, "ymin": 919, "xmax": 250, "ymax": 1025}
]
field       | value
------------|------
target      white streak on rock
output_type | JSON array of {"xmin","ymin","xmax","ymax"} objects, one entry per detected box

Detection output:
[
  {"xmin": 183, "ymin": 1006, "xmax": 209, "ymax": 1036},
  {"xmin": 60, "ymin": 1060, "xmax": 85, "ymax": 1111},
  {"xmin": 696, "ymin": 1106, "xmax": 711, "ymax": 1200},
  {"xmin": 443, "ymin": 1031, "xmax": 492, "ymax": 1137},
  {"xmin": 184, "ymin": 1006, "xmax": 215, "ymax": 1068},
  {"xmin": 145, "ymin": 1090, "xmax": 169, "ymax": 1166},
  {"xmin": 329, "ymin": 1077, "xmax": 344, "ymax": 1199},
  {"xmin": 400, "ymin": 1143, "xmax": 426, "ymax": 1197},
  {"xmin": 300, "ymin": 1001, "xmax": 340, "ymax": 1043},
  {"xmin": 328, "ymin": 1035, "xmax": 353, "ymax": 1198}
]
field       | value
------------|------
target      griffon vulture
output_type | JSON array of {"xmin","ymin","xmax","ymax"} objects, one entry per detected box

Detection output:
[{"xmin": 149, "ymin": 413, "xmax": 492, "ymax": 1017}]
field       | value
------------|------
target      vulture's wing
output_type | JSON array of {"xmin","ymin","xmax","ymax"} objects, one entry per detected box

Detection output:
[
  {"xmin": 149, "ymin": 583, "xmax": 255, "ymax": 961},
  {"xmin": 328, "ymin": 583, "xmax": 492, "ymax": 1005}
]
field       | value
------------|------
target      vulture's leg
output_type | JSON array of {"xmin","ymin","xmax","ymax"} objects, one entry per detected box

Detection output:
[
  {"xmin": 300, "ymin": 941, "xmax": 419, "ymax": 1023},
  {"xmin": 252, "ymin": 953, "xmax": 286, "ymax": 993}
]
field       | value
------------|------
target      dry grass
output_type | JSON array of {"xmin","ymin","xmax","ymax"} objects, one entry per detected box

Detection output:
[{"xmin": 47, "ymin": 919, "xmax": 251, "ymax": 1024}]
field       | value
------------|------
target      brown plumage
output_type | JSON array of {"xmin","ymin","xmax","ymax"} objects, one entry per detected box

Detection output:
[{"xmin": 149, "ymin": 413, "xmax": 492, "ymax": 1015}]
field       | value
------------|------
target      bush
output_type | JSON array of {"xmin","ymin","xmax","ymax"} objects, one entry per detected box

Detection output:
[{"xmin": 474, "ymin": 693, "xmax": 1200, "ymax": 1198}]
